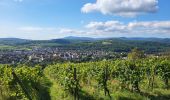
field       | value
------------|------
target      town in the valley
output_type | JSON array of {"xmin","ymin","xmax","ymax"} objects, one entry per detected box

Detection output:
[{"xmin": 0, "ymin": 47, "xmax": 127, "ymax": 64}]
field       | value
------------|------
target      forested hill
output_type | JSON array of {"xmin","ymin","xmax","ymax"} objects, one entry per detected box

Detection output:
[
  {"xmin": 0, "ymin": 37, "xmax": 170, "ymax": 53},
  {"xmin": 0, "ymin": 38, "xmax": 30, "ymax": 45}
]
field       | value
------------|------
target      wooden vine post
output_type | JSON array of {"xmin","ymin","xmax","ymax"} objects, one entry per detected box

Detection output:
[
  {"xmin": 103, "ymin": 66, "xmax": 111, "ymax": 99},
  {"xmin": 74, "ymin": 68, "xmax": 79, "ymax": 100}
]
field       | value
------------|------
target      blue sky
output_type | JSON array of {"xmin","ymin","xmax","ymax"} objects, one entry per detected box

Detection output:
[{"xmin": 0, "ymin": 0, "xmax": 170, "ymax": 40}]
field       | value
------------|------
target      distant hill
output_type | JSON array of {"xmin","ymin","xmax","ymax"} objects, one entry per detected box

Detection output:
[
  {"xmin": 1, "ymin": 37, "xmax": 170, "ymax": 45},
  {"xmin": 0, "ymin": 37, "xmax": 170, "ymax": 53},
  {"xmin": 63, "ymin": 36, "xmax": 170, "ymax": 43},
  {"xmin": 0, "ymin": 38, "xmax": 28, "ymax": 41},
  {"xmin": 50, "ymin": 39, "xmax": 72, "ymax": 44},
  {"xmin": 0, "ymin": 38, "xmax": 30, "ymax": 45},
  {"xmin": 118, "ymin": 37, "xmax": 170, "ymax": 43},
  {"xmin": 63, "ymin": 36, "xmax": 96, "ymax": 41}
]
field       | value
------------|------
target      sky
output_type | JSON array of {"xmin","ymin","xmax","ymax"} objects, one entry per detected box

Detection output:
[{"xmin": 0, "ymin": 0, "xmax": 170, "ymax": 40}]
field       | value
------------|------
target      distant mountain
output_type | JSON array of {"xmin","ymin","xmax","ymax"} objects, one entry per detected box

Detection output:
[
  {"xmin": 0, "ymin": 38, "xmax": 30, "ymax": 45},
  {"xmin": 0, "ymin": 37, "xmax": 170, "ymax": 48},
  {"xmin": 118, "ymin": 37, "xmax": 170, "ymax": 43},
  {"xmin": 50, "ymin": 39, "xmax": 72, "ymax": 44},
  {"xmin": 0, "ymin": 38, "xmax": 28, "ymax": 41},
  {"xmin": 63, "ymin": 36, "xmax": 170, "ymax": 43},
  {"xmin": 63, "ymin": 36, "xmax": 97, "ymax": 41},
  {"xmin": 0, "ymin": 37, "xmax": 170, "ymax": 53}
]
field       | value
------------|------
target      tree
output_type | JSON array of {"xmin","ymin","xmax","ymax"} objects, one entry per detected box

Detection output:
[{"xmin": 128, "ymin": 48, "xmax": 145, "ymax": 60}]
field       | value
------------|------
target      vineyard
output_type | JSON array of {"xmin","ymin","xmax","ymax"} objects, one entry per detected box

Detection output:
[
  {"xmin": 0, "ymin": 57, "xmax": 170, "ymax": 100},
  {"xmin": 0, "ymin": 65, "xmax": 51, "ymax": 100},
  {"xmin": 44, "ymin": 57, "xmax": 170, "ymax": 100}
]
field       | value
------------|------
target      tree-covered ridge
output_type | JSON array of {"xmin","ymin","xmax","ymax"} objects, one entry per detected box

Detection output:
[{"xmin": 0, "ymin": 37, "xmax": 170, "ymax": 54}]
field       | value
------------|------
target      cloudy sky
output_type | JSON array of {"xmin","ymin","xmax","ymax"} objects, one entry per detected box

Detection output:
[{"xmin": 0, "ymin": 0, "xmax": 170, "ymax": 40}]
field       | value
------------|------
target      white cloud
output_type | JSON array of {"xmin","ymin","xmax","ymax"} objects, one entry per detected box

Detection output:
[
  {"xmin": 0, "ymin": 26, "xmax": 63, "ymax": 40},
  {"xmin": 59, "ymin": 28, "xmax": 88, "ymax": 36},
  {"xmin": 1, "ymin": 21, "xmax": 170, "ymax": 40},
  {"xmin": 59, "ymin": 28, "xmax": 78, "ymax": 34},
  {"xmin": 85, "ymin": 20, "xmax": 170, "ymax": 37},
  {"xmin": 128, "ymin": 21, "xmax": 170, "ymax": 29},
  {"xmin": 56, "ymin": 20, "xmax": 170, "ymax": 38},
  {"xmin": 81, "ymin": 0, "xmax": 158, "ymax": 17},
  {"xmin": 85, "ymin": 21, "xmax": 126, "ymax": 31}
]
